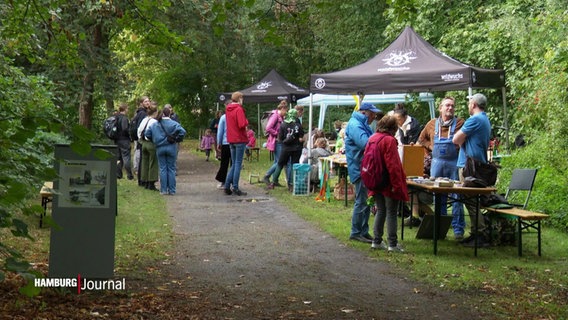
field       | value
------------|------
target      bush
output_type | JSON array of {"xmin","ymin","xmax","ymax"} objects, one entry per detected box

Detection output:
[{"xmin": 498, "ymin": 134, "xmax": 568, "ymax": 230}]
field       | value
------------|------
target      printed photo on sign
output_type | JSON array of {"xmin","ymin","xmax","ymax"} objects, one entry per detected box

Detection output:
[{"xmin": 58, "ymin": 160, "xmax": 110, "ymax": 208}]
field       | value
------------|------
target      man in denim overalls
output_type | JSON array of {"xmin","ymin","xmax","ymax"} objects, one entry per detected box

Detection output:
[{"xmin": 418, "ymin": 97, "xmax": 466, "ymax": 239}]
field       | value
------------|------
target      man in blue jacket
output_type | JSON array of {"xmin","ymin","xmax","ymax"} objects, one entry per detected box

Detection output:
[{"xmin": 345, "ymin": 103, "xmax": 383, "ymax": 243}]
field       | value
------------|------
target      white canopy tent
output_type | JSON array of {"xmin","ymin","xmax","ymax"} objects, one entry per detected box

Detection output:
[{"xmin": 296, "ymin": 93, "xmax": 436, "ymax": 129}]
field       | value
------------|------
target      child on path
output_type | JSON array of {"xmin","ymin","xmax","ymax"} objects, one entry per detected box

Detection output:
[{"xmin": 200, "ymin": 128, "xmax": 216, "ymax": 161}]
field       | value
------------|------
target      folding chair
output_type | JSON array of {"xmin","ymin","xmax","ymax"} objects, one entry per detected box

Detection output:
[
  {"xmin": 504, "ymin": 168, "xmax": 538, "ymax": 209},
  {"xmin": 486, "ymin": 168, "xmax": 547, "ymax": 256}
]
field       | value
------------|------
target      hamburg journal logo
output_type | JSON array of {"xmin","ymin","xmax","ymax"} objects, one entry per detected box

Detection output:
[{"xmin": 34, "ymin": 274, "xmax": 126, "ymax": 294}]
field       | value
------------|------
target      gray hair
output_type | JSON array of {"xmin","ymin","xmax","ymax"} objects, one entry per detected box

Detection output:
[{"xmin": 470, "ymin": 93, "xmax": 487, "ymax": 110}]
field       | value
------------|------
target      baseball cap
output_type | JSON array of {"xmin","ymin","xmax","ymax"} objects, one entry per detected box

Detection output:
[{"xmin": 359, "ymin": 103, "xmax": 381, "ymax": 113}]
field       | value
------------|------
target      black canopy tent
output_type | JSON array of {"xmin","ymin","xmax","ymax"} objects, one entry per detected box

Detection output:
[
  {"xmin": 218, "ymin": 69, "xmax": 308, "ymax": 103},
  {"xmin": 309, "ymin": 26, "xmax": 508, "ymax": 150},
  {"xmin": 217, "ymin": 69, "xmax": 308, "ymax": 137}
]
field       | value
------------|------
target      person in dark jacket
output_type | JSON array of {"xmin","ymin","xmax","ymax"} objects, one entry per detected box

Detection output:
[
  {"xmin": 115, "ymin": 103, "xmax": 134, "ymax": 180},
  {"xmin": 131, "ymin": 96, "xmax": 150, "ymax": 185},
  {"xmin": 393, "ymin": 104, "xmax": 421, "ymax": 160},
  {"xmin": 268, "ymin": 108, "xmax": 304, "ymax": 192}
]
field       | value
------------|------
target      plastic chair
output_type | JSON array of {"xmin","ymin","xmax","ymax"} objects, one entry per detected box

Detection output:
[{"xmin": 504, "ymin": 168, "xmax": 538, "ymax": 209}]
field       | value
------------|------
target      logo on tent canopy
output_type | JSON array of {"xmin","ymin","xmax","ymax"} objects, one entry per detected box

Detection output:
[
  {"xmin": 378, "ymin": 50, "xmax": 416, "ymax": 72},
  {"xmin": 257, "ymin": 81, "xmax": 272, "ymax": 90},
  {"xmin": 286, "ymin": 82, "xmax": 307, "ymax": 92},
  {"xmin": 314, "ymin": 78, "xmax": 326, "ymax": 89}
]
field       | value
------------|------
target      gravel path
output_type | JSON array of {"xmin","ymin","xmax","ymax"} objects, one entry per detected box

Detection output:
[{"xmin": 162, "ymin": 148, "xmax": 486, "ymax": 319}]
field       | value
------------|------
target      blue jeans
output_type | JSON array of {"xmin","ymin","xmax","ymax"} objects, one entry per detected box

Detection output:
[
  {"xmin": 431, "ymin": 158, "xmax": 465, "ymax": 235},
  {"xmin": 156, "ymin": 143, "xmax": 178, "ymax": 194},
  {"xmin": 350, "ymin": 179, "xmax": 371, "ymax": 238},
  {"xmin": 265, "ymin": 142, "xmax": 282, "ymax": 180},
  {"xmin": 225, "ymin": 143, "xmax": 246, "ymax": 191},
  {"xmin": 373, "ymin": 193, "xmax": 399, "ymax": 247}
]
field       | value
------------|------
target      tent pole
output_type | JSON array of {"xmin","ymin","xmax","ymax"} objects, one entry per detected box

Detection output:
[
  {"xmin": 501, "ymin": 87, "xmax": 510, "ymax": 153},
  {"xmin": 257, "ymin": 104, "xmax": 260, "ymax": 139},
  {"xmin": 308, "ymin": 94, "xmax": 313, "ymax": 157}
]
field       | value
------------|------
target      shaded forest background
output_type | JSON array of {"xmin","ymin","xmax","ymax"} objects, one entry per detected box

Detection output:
[{"xmin": 1, "ymin": 0, "xmax": 567, "ymax": 284}]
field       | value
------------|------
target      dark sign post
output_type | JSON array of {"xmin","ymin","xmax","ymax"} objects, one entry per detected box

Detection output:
[{"xmin": 48, "ymin": 144, "xmax": 117, "ymax": 278}]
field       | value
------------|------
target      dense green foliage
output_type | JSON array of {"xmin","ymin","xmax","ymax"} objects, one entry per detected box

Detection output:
[{"xmin": 1, "ymin": 0, "xmax": 567, "ymax": 295}]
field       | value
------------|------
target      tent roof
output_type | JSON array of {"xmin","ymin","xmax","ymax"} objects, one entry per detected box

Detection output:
[
  {"xmin": 310, "ymin": 27, "xmax": 505, "ymax": 94},
  {"xmin": 296, "ymin": 93, "xmax": 434, "ymax": 107},
  {"xmin": 218, "ymin": 69, "xmax": 309, "ymax": 104}
]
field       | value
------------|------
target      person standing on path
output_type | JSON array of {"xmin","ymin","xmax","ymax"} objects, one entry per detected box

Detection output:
[
  {"xmin": 145, "ymin": 107, "xmax": 186, "ymax": 195},
  {"xmin": 214, "ymin": 112, "xmax": 230, "ymax": 189},
  {"xmin": 209, "ymin": 110, "xmax": 222, "ymax": 159},
  {"xmin": 453, "ymin": 93, "xmax": 492, "ymax": 247},
  {"xmin": 345, "ymin": 103, "xmax": 382, "ymax": 243},
  {"xmin": 200, "ymin": 129, "xmax": 216, "ymax": 161},
  {"xmin": 223, "ymin": 91, "xmax": 249, "ymax": 196}
]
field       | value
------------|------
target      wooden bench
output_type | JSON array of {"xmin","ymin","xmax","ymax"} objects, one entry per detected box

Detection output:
[
  {"xmin": 484, "ymin": 206, "xmax": 549, "ymax": 256},
  {"xmin": 39, "ymin": 182, "xmax": 54, "ymax": 228}
]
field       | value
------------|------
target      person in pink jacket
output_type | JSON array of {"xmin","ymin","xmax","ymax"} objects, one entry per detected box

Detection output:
[
  {"xmin": 223, "ymin": 91, "xmax": 249, "ymax": 196},
  {"xmin": 262, "ymin": 100, "xmax": 289, "ymax": 186},
  {"xmin": 200, "ymin": 128, "xmax": 216, "ymax": 161},
  {"xmin": 368, "ymin": 115, "xmax": 409, "ymax": 253}
]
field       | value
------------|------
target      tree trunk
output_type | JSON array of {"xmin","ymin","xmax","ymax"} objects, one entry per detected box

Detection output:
[{"xmin": 78, "ymin": 22, "xmax": 104, "ymax": 129}]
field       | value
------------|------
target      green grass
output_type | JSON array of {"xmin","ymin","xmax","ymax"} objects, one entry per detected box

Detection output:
[{"xmin": 113, "ymin": 179, "xmax": 173, "ymax": 276}]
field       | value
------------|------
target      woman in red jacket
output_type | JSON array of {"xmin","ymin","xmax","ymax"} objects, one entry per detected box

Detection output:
[
  {"xmin": 368, "ymin": 116, "xmax": 409, "ymax": 252},
  {"xmin": 223, "ymin": 91, "xmax": 249, "ymax": 196}
]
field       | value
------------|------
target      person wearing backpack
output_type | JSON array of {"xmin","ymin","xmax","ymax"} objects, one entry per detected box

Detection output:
[
  {"xmin": 262, "ymin": 100, "xmax": 288, "ymax": 186},
  {"xmin": 345, "ymin": 103, "xmax": 382, "ymax": 243},
  {"xmin": 366, "ymin": 116, "xmax": 409, "ymax": 252},
  {"xmin": 267, "ymin": 108, "xmax": 304, "ymax": 192},
  {"xmin": 115, "ymin": 103, "xmax": 134, "ymax": 180}
]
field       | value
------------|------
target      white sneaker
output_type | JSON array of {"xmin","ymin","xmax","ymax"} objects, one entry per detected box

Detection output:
[
  {"xmin": 371, "ymin": 241, "xmax": 387, "ymax": 250},
  {"xmin": 388, "ymin": 244, "xmax": 405, "ymax": 253},
  {"xmin": 217, "ymin": 183, "xmax": 224, "ymax": 189}
]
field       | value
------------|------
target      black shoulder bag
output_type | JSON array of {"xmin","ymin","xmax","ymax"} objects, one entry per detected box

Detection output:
[
  {"xmin": 159, "ymin": 120, "xmax": 181, "ymax": 144},
  {"xmin": 463, "ymin": 156, "xmax": 499, "ymax": 187}
]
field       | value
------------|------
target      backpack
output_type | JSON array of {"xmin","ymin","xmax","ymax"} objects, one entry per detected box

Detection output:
[
  {"xmin": 129, "ymin": 113, "xmax": 144, "ymax": 141},
  {"xmin": 260, "ymin": 111, "xmax": 274, "ymax": 137},
  {"xmin": 103, "ymin": 115, "xmax": 120, "ymax": 140},
  {"xmin": 360, "ymin": 133, "xmax": 389, "ymax": 191}
]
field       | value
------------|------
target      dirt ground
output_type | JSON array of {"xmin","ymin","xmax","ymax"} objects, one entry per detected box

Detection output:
[
  {"xmin": 1, "ymin": 148, "xmax": 492, "ymax": 319},
  {"xmin": 142, "ymin": 148, "xmax": 488, "ymax": 319}
]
